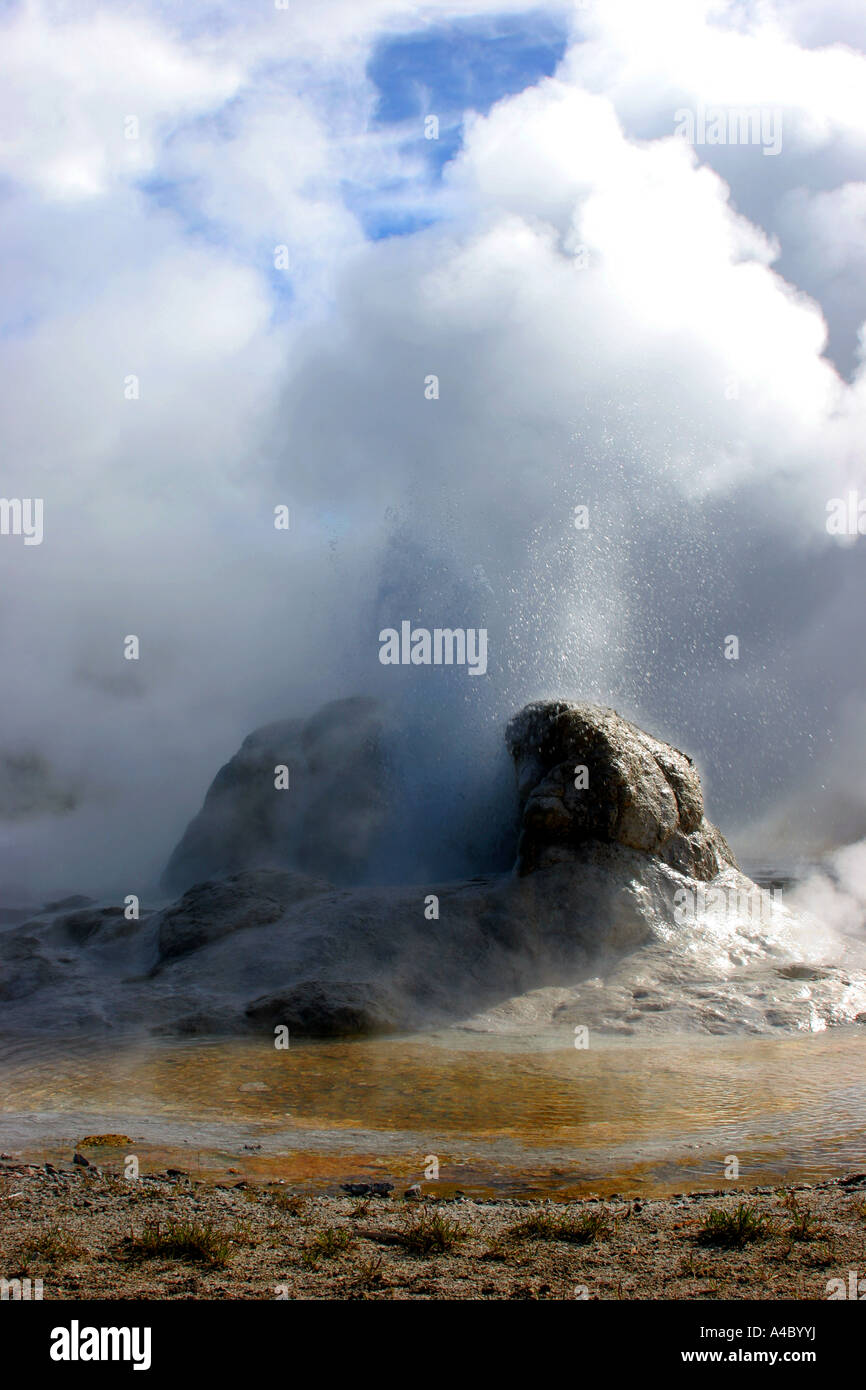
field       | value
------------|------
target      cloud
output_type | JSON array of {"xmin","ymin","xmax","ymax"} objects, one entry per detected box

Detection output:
[
  {"xmin": 1, "ymin": 0, "xmax": 866, "ymax": 900},
  {"xmin": 0, "ymin": 2, "xmax": 242, "ymax": 200},
  {"xmin": 566, "ymin": 0, "xmax": 866, "ymax": 374}
]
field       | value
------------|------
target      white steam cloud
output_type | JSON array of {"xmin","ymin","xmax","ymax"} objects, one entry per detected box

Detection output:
[{"xmin": 1, "ymin": 0, "xmax": 866, "ymax": 901}]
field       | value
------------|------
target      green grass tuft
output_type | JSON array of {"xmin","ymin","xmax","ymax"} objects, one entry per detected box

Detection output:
[
  {"xmin": 781, "ymin": 1190, "xmax": 817, "ymax": 1242},
  {"xmin": 124, "ymin": 1219, "xmax": 233, "ymax": 1266},
  {"xmin": 16, "ymin": 1228, "xmax": 82, "ymax": 1266},
  {"xmin": 309, "ymin": 1227, "xmax": 354, "ymax": 1258},
  {"xmin": 397, "ymin": 1209, "xmax": 466, "ymax": 1256},
  {"xmin": 509, "ymin": 1206, "xmax": 612, "ymax": 1244},
  {"xmin": 697, "ymin": 1203, "xmax": 768, "ymax": 1249}
]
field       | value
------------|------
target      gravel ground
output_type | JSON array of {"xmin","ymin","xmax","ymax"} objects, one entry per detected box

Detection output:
[{"xmin": 1, "ymin": 1156, "xmax": 865, "ymax": 1300}]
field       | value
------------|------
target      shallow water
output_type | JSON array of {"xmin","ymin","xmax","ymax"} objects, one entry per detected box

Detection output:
[{"xmin": 1, "ymin": 1026, "xmax": 864, "ymax": 1198}]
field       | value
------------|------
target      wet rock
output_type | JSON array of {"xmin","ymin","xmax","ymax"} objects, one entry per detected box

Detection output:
[
  {"xmin": 72, "ymin": 1153, "xmax": 90, "ymax": 1167},
  {"xmin": 765, "ymin": 1009, "xmax": 790, "ymax": 1026},
  {"xmin": 404, "ymin": 1185, "xmax": 423, "ymax": 1201},
  {"xmin": 155, "ymin": 870, "xmax": 329, "ymax": 964},
  {"xmin": 0, "ymin": 943, "xmax": 61, "ymax": 1002},
  {"xmin": 57, "ymin": 906, "xmax": 124, "ymax": 946},
  {"xmin": 161, "ymin": 696, "xmax": 390, "ymax": 893},
  {"xmin": 245, "ymin": 979, "xmax": 401, "ymax": 1038},
  {"xmin": 3, "ymin": 696, "xmax": 859, "ymax": 1044},
  {"xmin": 44, "ymin": 895, "xmax": 95, "ymax": 912},
  {"xmin": 505, "ymin": 701, "xmax": 736, "ymax": 879},
  {"xmin": 777, "ymin": 963, "xmax": 830, "ymax": 981}
]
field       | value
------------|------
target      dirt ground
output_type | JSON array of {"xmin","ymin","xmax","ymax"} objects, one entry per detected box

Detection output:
[{"xmin": 1, "ymin": 1155, "xmax": 865, "ymax": 1300}]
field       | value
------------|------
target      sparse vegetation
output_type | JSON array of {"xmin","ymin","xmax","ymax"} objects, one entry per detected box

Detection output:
[
  {"xmin": 506, "ymin": 1209, "xmax": 560, "ymax": 1240},
  {"xmin": 124, "ymin": 1219, "xmax": 233, "ymax": 1266},
  {"xmin": 697, "ymin": 1203, "xmax": 768, "ymax": 1249},
  {"xmin": 396, "ymin": 1209, "xmax": 466, "ymax": 1256},
  {"xmin": 509, "ymin": 1205, "xmax": 612, "ymax": 1244},
  {"xmin": 1, "ymin": 1159, "xmax": 863, "ymax": 1299},
  {"xmin": 309, "ymin": 1227, "xmax": 354, "ymax": 1258},
  {"xmin": 781, "ymin": 1190, "xmax": 818, "ymax": 1242},
  {"xmin": 269, "ymin": 1190, "xmax": 308, "ymax": 1217},
  {"xmin": 16, "ymin": 1227, "xmax": 82, "ymax": 1266},
  {"xmin": 78, "ymin": 1134, "xmax": 132, "ymax": 1147},
  {"xmin": 481, "ymin": 1233, "xmax": 509, "ymax": 1261},
  {"xmin": 800, "ymin": 1242, "xmax": 835, "ymax": 1268},
  {"xmin": 355, "ymin": 1253, "xmax": 384, "ymax": 1285}
]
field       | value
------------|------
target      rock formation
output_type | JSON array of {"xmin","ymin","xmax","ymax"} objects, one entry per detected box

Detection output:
[
  {"xmin": 161, "ymin": 696, "xmax": 389, "ymax": 893},
  {"xmin": 505, "ymin": 701, "xmax": 736, "ymax": 879},
  {"xmin": 3, "ymin": 698, "xmax": 864, "ymax": 1040}
]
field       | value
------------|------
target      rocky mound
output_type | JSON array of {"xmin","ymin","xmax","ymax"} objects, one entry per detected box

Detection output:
[
  {"xmin": 506, "ymin": 701, "xmax": 736, "ymax": 879},
  {"xmin": 161, "ymin": 696, "xmax": 389, "ymax": 893},
  {"xmin": 2, "ymin": 698, "xmax": 864, "ymax": 1040}
]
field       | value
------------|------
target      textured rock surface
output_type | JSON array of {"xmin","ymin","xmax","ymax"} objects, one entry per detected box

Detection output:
[
  {"xmin": 154, "ymin": 870, "xmax": 331, "ymax": 964},
  {"xmin": 3, "ymin": 698, "xmax": 863, "ymax": 1041},
  {"xmin": 161, "ymin": 696, "xmax": 389, "ymax": 893},
  {"xmin": 506, "ymin": 700, "xmax": 736, "ymax": 879},
  {"xmin": 245, "ymin": 980, "xmax": 402, "ymax": 1038},
  {"xmin": 3, "ymin": 845, "xmax": 862, "ymax": 1039}
]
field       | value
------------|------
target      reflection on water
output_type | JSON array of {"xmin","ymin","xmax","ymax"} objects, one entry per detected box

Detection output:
[{"xmin": 1, "ymin": 1028, "xmax": 864, "ymax": 1197}]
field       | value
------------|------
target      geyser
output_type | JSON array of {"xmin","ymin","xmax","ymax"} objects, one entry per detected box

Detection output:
[{"xmin": 2, "ymin": 698, "xmax": 864, "ymax": 1041}]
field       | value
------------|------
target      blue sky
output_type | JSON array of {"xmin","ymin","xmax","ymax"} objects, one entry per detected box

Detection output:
[
  {"xmin": 353, "ymin": 11, "xmax": 569, "ymax": 239},
  {"xmin": 128, "ymin": 12, "xmax": 571, "ymax": 286},
  {"xmin": 369, "ymin": 12, "xmax": 568, "ymax": 125}
]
